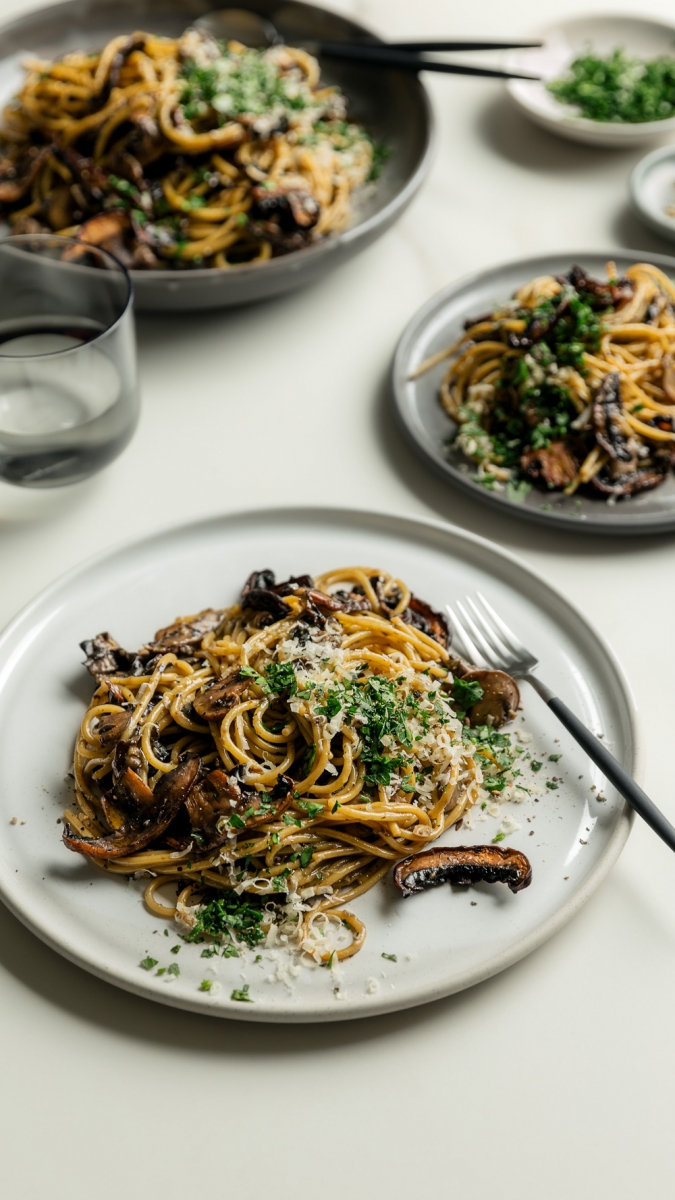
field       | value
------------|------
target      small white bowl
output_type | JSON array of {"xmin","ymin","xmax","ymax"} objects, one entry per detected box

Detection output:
[
  {"xmin": 507, "ymin": 14, "xmax": 675, "ymax": 147},
  {"xmin": 631, "ymin": 144, "xmax": 675, "ymax": 243}
]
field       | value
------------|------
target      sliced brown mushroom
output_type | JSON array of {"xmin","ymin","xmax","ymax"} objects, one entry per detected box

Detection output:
[
  {"xmin": 240, "ymin": 570, "xmax": 292, "ymax": 623},
  {"xmin": 193, "ymin": 670, "xmax": 249, "ymax": 720},
  {"xmin": 95, "ymin": 710, "xmax": 131, "ymax": 747},
  {"xmin": 149, "ymin": 607, "xmax": 224, "ymax": 655},
  {"xmin": 185, "ymin": 769, "xmax": 293, "ymax": 852},
  {"xmin": 393, "ymin": 844, "xmax": 532, "ymax": 897},
  {"xmin": 81, "ymin": 632, "xmax": 136, "ymax": 678},
  {"xmin": 0, "ymin": 145, "xmax": 52, "ymax": 203},
  {"xmin": 521, "ymin": 440, "xmax": 579, "ymax": 489},
  {"xmin": 566, "ymin": 265, "xmax": 634, "ymax": 310},
  {"xmin": 461, "ymin": 669, "xmax": 520, "ymax": 728},
  {"xmin": 592, "ymin": 373, "xmax": 634, "ymax": 463},
  {"xmin": 251, "ymin": 184, "xmax": 320, "ymax": 231},
  {"xmin": 591, "ymin": 465, "xmax": 668, "ymax": 497},
  {"xmin": 400, "ymin": 595, "xmax": 449, "ymax": 648},
  {"xmin": 63, "ymin": 756, "xmax": 201, "ymax": 860}
]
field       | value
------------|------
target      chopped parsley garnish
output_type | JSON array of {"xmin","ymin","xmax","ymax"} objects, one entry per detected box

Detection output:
[
  {"xmin": 548, "ymin": 753, "xmax": 562, "ymax": 762},
  {"xmin": 311, "ymin": 673, "xmax": 443, "ymax": 788},
  {"xmin": 297, "ymin": 800, "xmax": 324, "ymax": 818},
  {"xmin": 264, "ymin": 661, "xmax": 298, "ymax": 696},
  {"xmin": 451, "ymin": 678, "xmax": 484, "ymax": 711},
  {"xmin": 492, "ymin": 831, "xmax": 506, "ymax": 843},
  {"xmin": 548, "ymin": 50, "xmax": 675, "ymax": 124},
  {"xmin": 231, "ymin": 984, "xmax": 253, "ymax": 1003},
  {"xmin": 167, "ymin": 963, "xmax": 180, "ymax": 976},
  {"xmin": 546, "ymin": 781, "xmax": 559, "ymax": 790},
  {"xmin": 530, "ymin": 761, "xmax": 543, "ymax": 773},
  {"xmin": 283, "ymin": 812, "xmax": 303, "ymax": 827},
  {"xmin": 139, "ymin": 956, "xmax": 157, "ymax": 971},
  {"xmin": 199, "ymin": 979, "xmax": 214, "ymax": 991},
  {"xmin": 381, "ymin": 952, "xmax": 397, "ymax": 962},
  {"xmin": 299, "ymin": 846, "xmax": 314, "ymax": 868},
  {"xmin": 184, "ymin": 891, "xmax": 266, "ymax": 949},
  {"xmin": 170, "ymin": 945, "xmax": 180, "ymax": 954}
]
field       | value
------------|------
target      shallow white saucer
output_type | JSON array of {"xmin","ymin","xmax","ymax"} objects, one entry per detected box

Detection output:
[
  {"xmin": 631, "ymin": 144, "xmax": 675, "ymax": 243},
  {"xmin": 507, "ymin": 15, "xmax": 675, "ymax": 147}
]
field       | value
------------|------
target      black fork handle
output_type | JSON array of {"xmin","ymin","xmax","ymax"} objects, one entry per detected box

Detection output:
[{"xmin": 528, "ymin": 677, "xmax": 675, "ymax": 852}]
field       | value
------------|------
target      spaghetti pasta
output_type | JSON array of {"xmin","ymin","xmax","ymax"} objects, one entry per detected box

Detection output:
[
  {"xmin": 415, "ymin": 262, "xmax": 675, "ymax": 499},
  {"xmin": 64, "ymin": 567, "xmax": 513, "ymax": 960},
  {"xmin": 0, "ymin": 28, "xmax": 383, "ymax": 269}
]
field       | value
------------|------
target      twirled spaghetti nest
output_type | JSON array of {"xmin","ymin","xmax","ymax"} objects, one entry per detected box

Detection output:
[
  {"xmin": 0, "ymin": 28, "xmax": 380, "ymax": 269},
  {"xmin": 64, "ymin": 566, "xmax": 514, "ymax": 960}
]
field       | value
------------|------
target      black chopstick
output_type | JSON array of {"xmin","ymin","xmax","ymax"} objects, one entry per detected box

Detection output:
[
  {"xmin": 315, "ymin": 43, "xmax": 540, "ymax": 81},
  {"xmin": 324, "ymin": 40, "xmax": 543, "ymax": 52}
]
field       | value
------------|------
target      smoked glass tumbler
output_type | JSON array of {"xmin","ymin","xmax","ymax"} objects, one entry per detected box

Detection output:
[{"xmin": 0, "ymin": 234, "xmax": 139, "ymax": 486}]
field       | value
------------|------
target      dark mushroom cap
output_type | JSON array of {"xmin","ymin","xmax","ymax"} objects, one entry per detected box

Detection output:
[
  {"xmin": 185, "ymin": 770, "xmax": 293, "ymax": 853},
  {"xmin": 593, "ymin": 372, "xmax": 634, "ymax": 464},
  {"xmin": 461, "ymin": 669, "xmax": 520, "ymax": 729},
  {"xmin": 193, "ymin": 670, "xmax": 249, "ymax": 721},
  {"xmin": 393, "ymin": 844, "xmax": 532, "ymax": 897},
  {"xmin": 63, "ymin": 756, "xmax": 201, "ymax": 860},
  {"xmin": 521, "ymin": 440, "xmax": 579, "ymax": 489}
]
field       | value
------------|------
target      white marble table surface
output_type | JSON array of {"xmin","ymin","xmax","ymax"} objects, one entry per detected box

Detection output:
[{"xmin": 2, "ymin": 0, "xmax": 675, "ymax": 1195}]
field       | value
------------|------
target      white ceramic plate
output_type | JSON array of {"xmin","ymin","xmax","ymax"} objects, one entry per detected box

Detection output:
[
  {"xmin": 0, "ymin": 507, "xmax": 635, "ymax": 1022},
  {"xmin": 393, "ymin": 249, "xmax": 675, "ymax": 535},
  {"xmin": 631, "ymin": 145, "xmax": 675, "ymax": 243},
  {"xmin": 507, "ymin": 15, "xmax": 675, "ymax": 147}
]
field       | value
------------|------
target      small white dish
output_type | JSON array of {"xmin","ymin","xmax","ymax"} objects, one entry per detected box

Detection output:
[
  {"xmin": 507, "ymin": 15, "xmax": 675, "ymax": 147},
  {"xmin": 631, "ymin": 144, "xmax": 675, "ymax": 243}
]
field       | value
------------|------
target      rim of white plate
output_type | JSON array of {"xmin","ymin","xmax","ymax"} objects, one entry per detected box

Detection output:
[{"xmin": 0, "ymin": 505, "xmax": 638, "ymax": 1021}]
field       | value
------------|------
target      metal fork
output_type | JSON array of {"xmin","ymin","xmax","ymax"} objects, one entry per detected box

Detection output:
[{"xmin": 447, "ymin": 593, "xmax": 675, "ymax": 853}]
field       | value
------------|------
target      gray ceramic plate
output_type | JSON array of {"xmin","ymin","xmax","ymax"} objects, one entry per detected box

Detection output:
[
  {"xmin": 0, "ymin": 0, "xmax": 434, "ymax": 312},
  {"xmin": 393, "ymin": 249, "xmax": 675, "ymax": 536}
]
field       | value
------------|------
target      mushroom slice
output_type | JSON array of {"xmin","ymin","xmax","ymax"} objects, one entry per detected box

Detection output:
[
  {"xmin": 185, "ymin": 770, "xmax": 293, "ymax": 852},
  {"xmin": 243, "ymin": 588, "xmax": 291, "ymax": 623},
  {"xmin": 149, "ymin": 607, "xmax": 224, "ymax": 655},
  {"xmin": 566, "ymin": 265, "xmax": 634, "ymax": 309},
  {"xmin": 593, "ymin": 373, "xmax": 634, "ymax": 463},
  {"xmin": 80, "ymin": 632, "xmax": 136, "ymax": 678},
  {"xmin": 400, "ymin": 595, "xmax": 449, "ymax": 648},
  {"xmin": 250, "ymin": 184, "xmax": 320, "ymax": 231},
  {"xmin": 393, "ymin": 844, "xmax": 532, "ymax": 897},
  {"xmin": 96, "ymin": 710, "xmax": 131, "ymax": 747},
  {"xmin": 193, "ymin": 670, "xmax": 249, "ymax": 720},
  {"xmin": 0, "ymin": 145, "xmax": 52, "ymax": 203},
  {"xmin": 591, "ymin": 465, "xmax": 668, "ymax": 497},
  {"xmin": 521, "ymin": 440, "xmax": 579, "ymax": 489},
  {"xmin": 460, "ymin": 669, "xmax": 520, "ymax": 728},
  {"xmin": 63, "ymin": 756, "xmax": 201, "ymax": 860}
]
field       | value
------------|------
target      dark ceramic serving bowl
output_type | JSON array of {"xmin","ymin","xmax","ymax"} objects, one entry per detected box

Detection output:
[{"xmin": 0, "ymin": 0, "xmax": 435, "ymax": 310}]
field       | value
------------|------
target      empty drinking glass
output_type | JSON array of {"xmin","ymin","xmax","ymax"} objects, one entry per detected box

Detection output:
[{"xmin": 0, "ymin": 234, "xmax": 139, "ymax": 487}]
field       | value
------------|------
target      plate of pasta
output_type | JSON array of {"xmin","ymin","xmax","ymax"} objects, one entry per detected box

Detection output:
[
  {"xmin": 0, "ymin": 0, "xmax": 433, "ymax": 310},
  {"xmin": 0, "ymin": 507, "xmax": 635, "ymax": 1021},
  {"xmin": 393, "ymin": 250, "xmax": 675, "ymax": 533}
]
